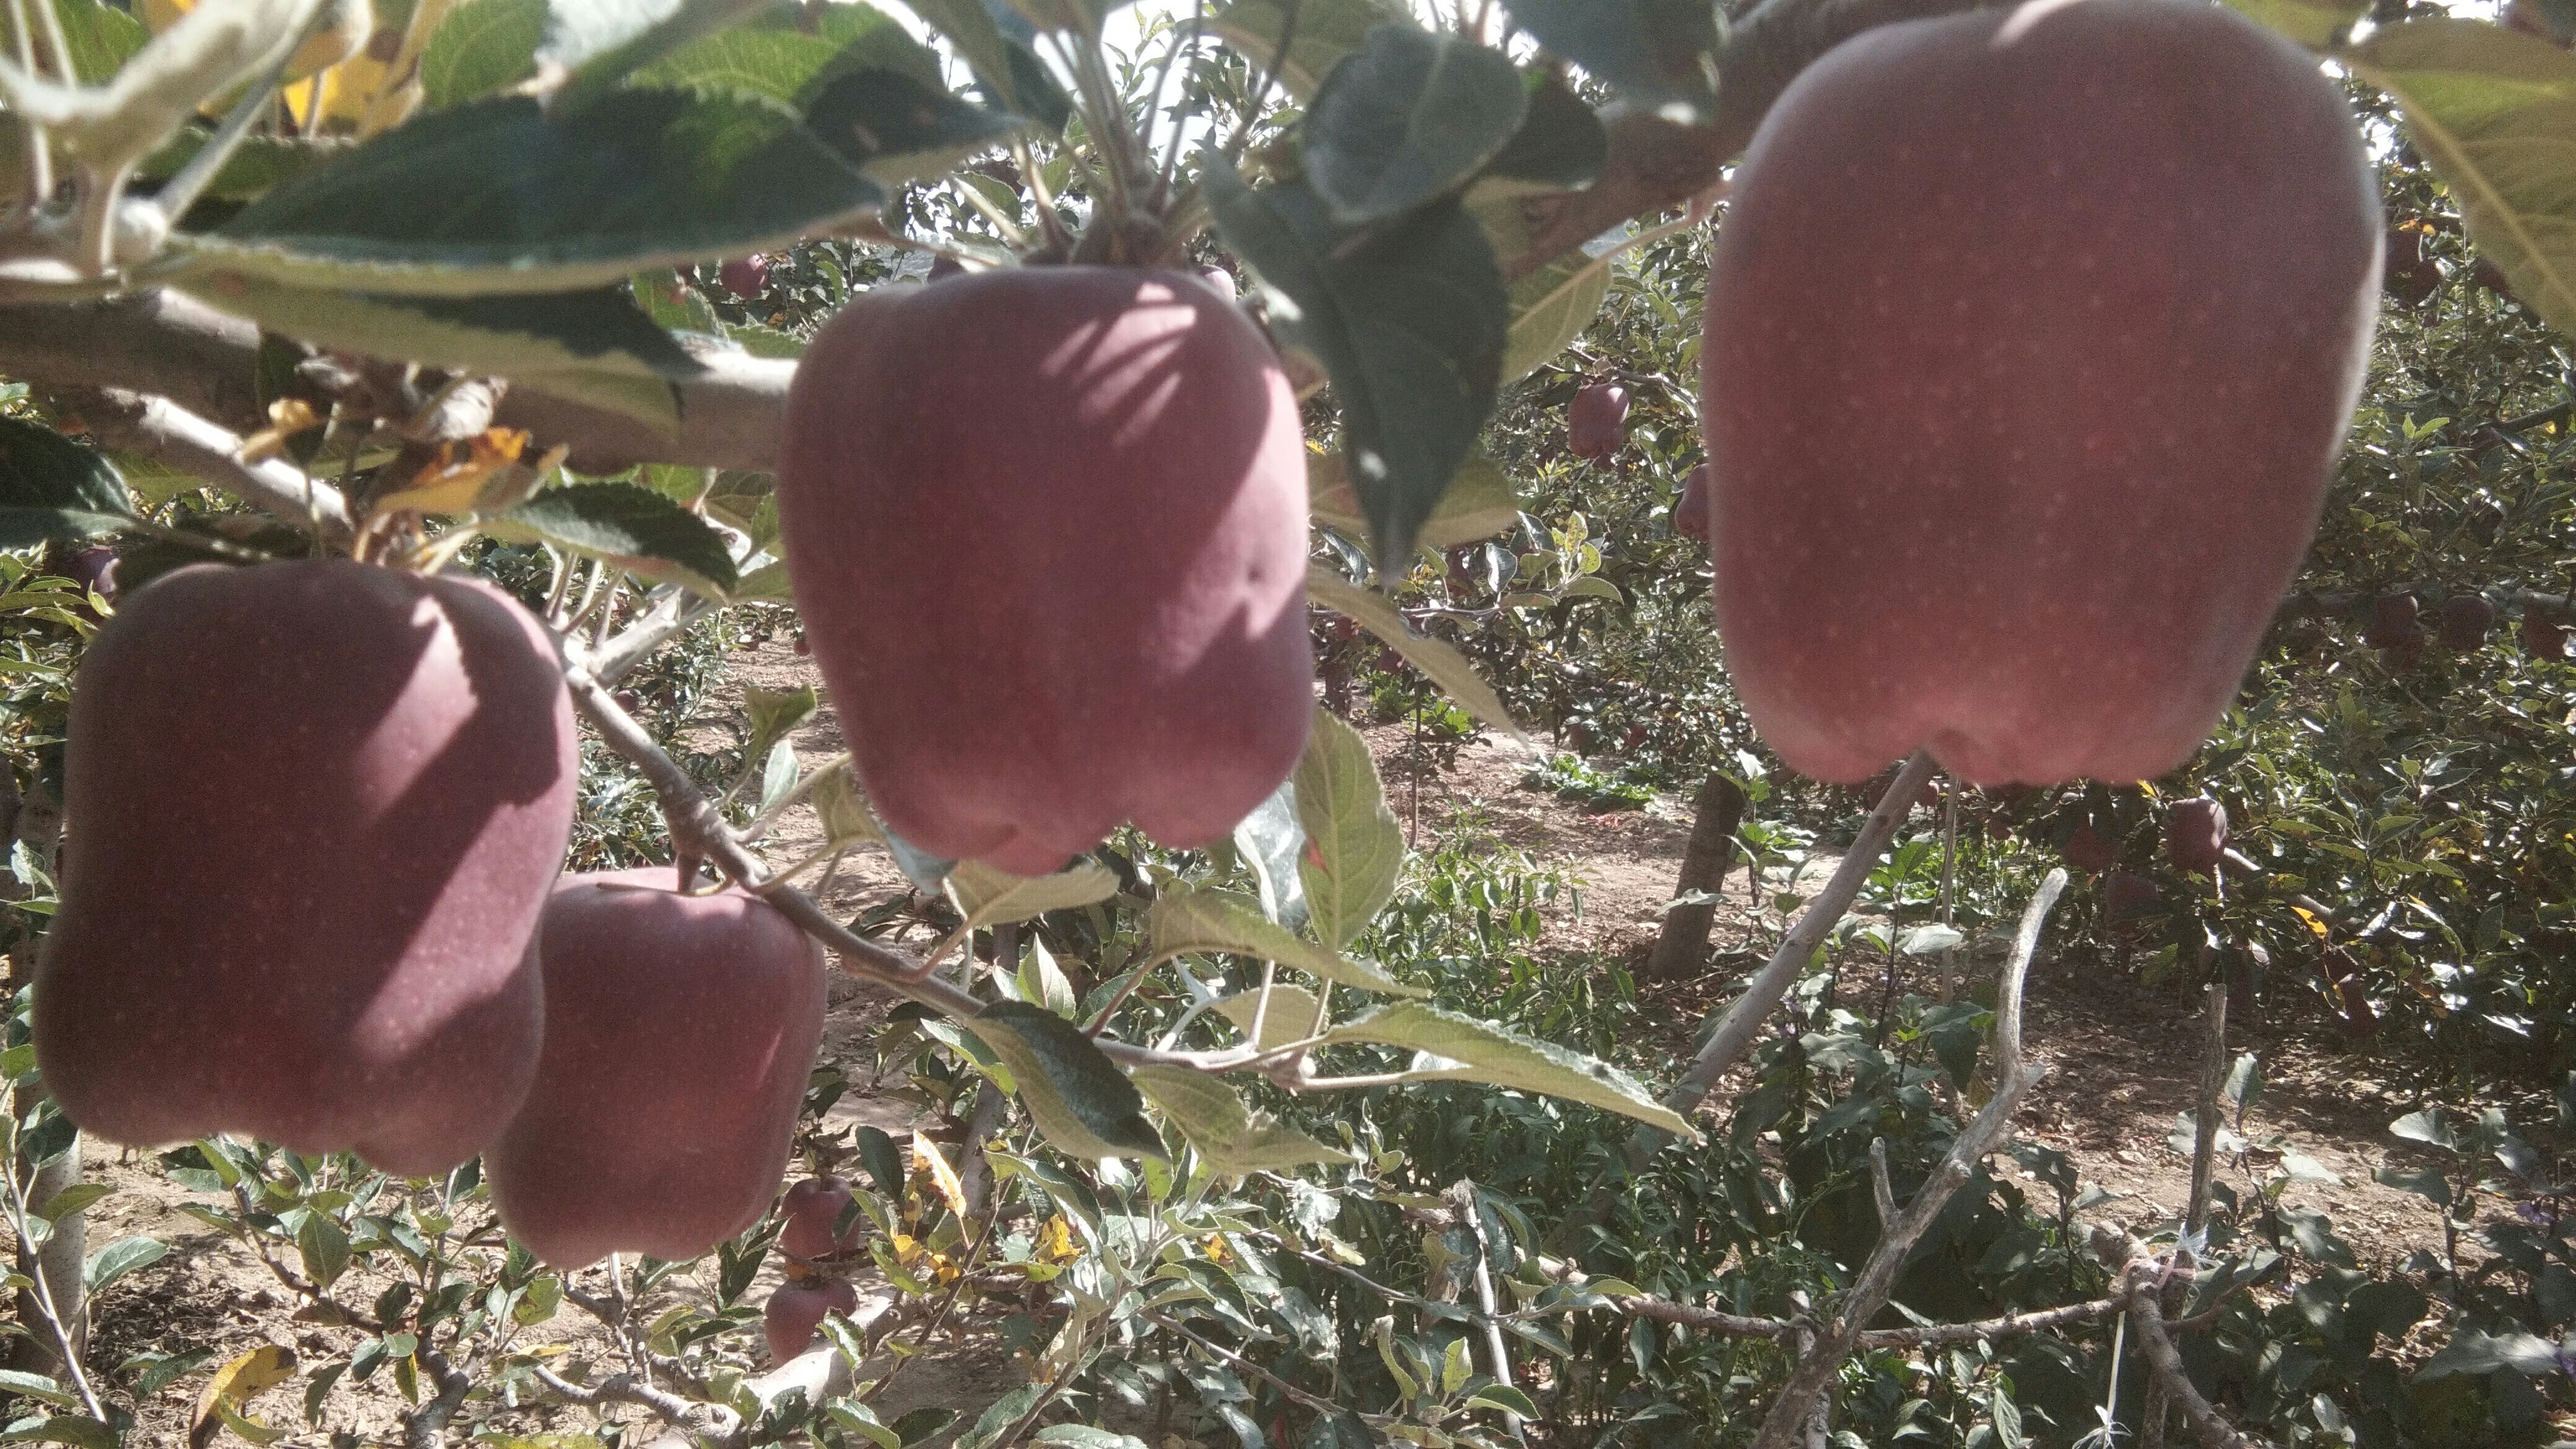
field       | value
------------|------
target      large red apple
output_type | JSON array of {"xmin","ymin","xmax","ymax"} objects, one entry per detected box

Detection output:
[
  {"xmin": 488, "ymin": 869, "xmax": 827, "ymax": 1267},
  {"xmin": 34, "ymin": 560, "xmax": 573, "ymax": 1177},
  {"xmin": 2164, "ymin": 796, "xmax": 2227, "ymax": 874},
  {"xmin": 777, "ymin": 267, "xmax": 1312, "ymax": 876},
  {"xmin": 779, "ymin": 1175, "xmax": 864, "ymax": 1261},
  {"xmin": 1700, "ymin": 0, "xmax": 2379, "ymax": 785}
]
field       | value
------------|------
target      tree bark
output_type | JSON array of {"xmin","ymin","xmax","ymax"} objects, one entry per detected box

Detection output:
[{"xmin": 1644, "ymin": 770, "xmax": 1746, "ymax": 980}]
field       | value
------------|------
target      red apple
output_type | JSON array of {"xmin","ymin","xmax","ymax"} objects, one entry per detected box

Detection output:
[
  {"xmin": 1675, "ymin": 464, "xmax": 1710, "ymax": 545},
  {"xmin": 488, "ymin": 869, "xmax": 828, "ymax": 1267},
  {"xmin": 34, "ymin": 559, "xmax": 573, "ymax": 1176},
  {"xmin": 764, "ymin": 1277, "xmax": 859, "ymax": 1362},
  {"xmin": 1569, "ymin": 380, "xmax": 1630, "ymax": 461},
  {"xmin": 2524, "ymin": 614, "xmax": 2569, "ymax": 660},
  {"xmin": 1699, "ymin": 0, "xmax": 2378, "ymax": 786},
  {"xmin": 2061, "ymin": 824, "xmax": 2117, "ymax": 874},
  {"xmin": 778, "ymin": 268, "xmax": 1312, "ymax": 876},
  {"xmin": 2438, "ymin": 594, "xmax": 2494, "ymax": 650},
  {"xmin": 780, "ymin": 1175, "xmax": 864, "ymax": 1261},
  {"xmin": 720, "ymin": 255, "xmax": 770, "ymax": 300},
  {"xmin": 1198, "ymin": 265, "xmax": 1238, "ymax": 300},
  {"xmin": 2164, "ymin": 796, "xmax": 2227, "ymax": 874},
  {"xmin": 2365, "ymin": 592, "xmax": 2421, "ymax": 649}
]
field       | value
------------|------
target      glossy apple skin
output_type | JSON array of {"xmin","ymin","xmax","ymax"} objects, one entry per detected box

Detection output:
[
  {"xmin": 35, "ymin": 560, "xmax": 573, "ymax": 1177},
  {"xmin": 780, "ymin": 1175, "xmax": 864, "ymax": 1261},
  {"xmin": 720, "ymin": 255, "xmax": 770, "ymax": 299},
  {"xmin": 778, "ymin": 267, "xmax": 1312, "ymax": 876},
  {"xmin": 1700, "ymin": 0, "xmax": 2380, "ymax": 785},
  {"xmin": 489, "ymin": 869, "xmax": 827, "ymax": 1268},
  {"xmin": 1569, "ymin": 381, "xmax": 1630, "ymax": 461},
  {"xmin": 765, "ymin": 1277, "xmax": 859, "ymax": 1362},
  {"xmin": 2165, "ymin": 797, "xmax": 2228, "ymax": 874}
]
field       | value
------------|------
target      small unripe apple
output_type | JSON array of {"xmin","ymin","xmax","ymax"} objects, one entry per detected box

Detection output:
[
  {"xmin": 2105, "ymin": 871, "xmax": 2159, "ymax": 925},
  {"xmin": 2164, "ymin": 796, "xmax": 2227, "ymax": 874},
  {"xmin": 1700, "ymin": 0, "xmax": 2378, "ymax": 786},
  {"xmin": 1675, "ymin": 464, "xmax": 1710, "ymax": 545},
  {"xmin": 1568, "ymin": 380, "xmax": 1630, "ymax": 462},
  {"xmin": 2061, "ymin": 824, "xmax": 2117, "ymax": 874},
  {"xmin": 778, "ymin": 268, "xmax": 1311, "ymax": 877},
  {"xmin": 35, "ymin": 560, "xmax": 573, "ymax": 1176},
  {"xmin": 2438, "ymin": 594, "xmax": 2494, "ymax": 650},
  {"xmin": 488, "ymin": 869, "xmax": 827, "ymax": 1267},
  {"xmin": 720, "ymin": 255, "xmax": 770, "ymax": 300},
  {"xmin": 780, "ymin": 1175, "xmax": 864, "ymax": 1261},
  {"xmin": 764, "ymin": 1277, "xmax": 859, "ymax": 1363},
  {"xmin": 2523, "ymin": 615, "xmax": 2569, "ymax": 660}
]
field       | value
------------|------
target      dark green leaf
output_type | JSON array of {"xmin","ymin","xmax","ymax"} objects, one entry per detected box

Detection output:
[
  {"xmin": 907, "ymin": 0, "xmax": 1071, "ymax": 131},
  {"xmin": 297, "ymin": 1211, "xmax": 352, "ymax": 1290},
  {"xmin": 421, "ymin": 0, "xmax": 547, "ymax": 107},
  {"xmin": 489, "ymin": 481, "xmax": 740, "ymax": 594},
  {"xmin": 82, "ymin": 1235, "xmax": 167, "ymax": 1293},
  {"xmin": 2373, "ymin": 1164, "xmax": 2453, "ymax": 1208},
  {"xmin": 0, "ymin": 1371, "xmax": 74, "ymax": 1408},
  {"xmin": 892, "ymin": 1407, "xmax": 960, "ymax": 1447},
  {"xmin": 2415, "ymin": 1328, "xmax": 2561, "ymax": 1381},
  {"xmin": 2390, "ymin": 1108, "xmax": 2461, "ymax": 1151},
  {"xmin": 1481, "ymin": 69, "xmax": 1604, "ymax": 193},
  {"xmin": 1468, "ymin": 189, "xmax": 1610, "ymax": 382},
  {"xmin": 1303, "ymin": 24, "xmax": 1526, "ymax": 222},
  {"xmin": 0, "ymin": 1415, "xmax": 120, "ymax": 1448},
  {"xmin": 1149, "ymin": 886, "xmax": 1423, "ymax": 995},
  {"xmin": 139, "ymin": 133, "xmax": 349, "ymax": 211},
  {"xmin": 547, "ymin": 0, "xmax": 775, "ymax": 107},
  {"xmin": 0, "ymin": 420, "xmax": 135, "ymax": 548},
  {"xmin": 855, "ymin": 1125, "xmax": 906, "ymax": 1198},
  {"xmin": 1206, "ymin": 0, "xmax": 1401, "ymax": 100},
  {"xmin": 799, "ymin": 67, "xmax": 1025, "ymax": 185},
  {"xmin": 182, "ymin": 90, "xmax": 881, "ymax": 296},
  {"xmin": 179, "ymin": 276, "xmax": 700, "ymax": 430},
  {"xmin": 1230, "ymin": 779, "xmax": 1311, "ymax": 934},
  {"xmin": 1130, "ymin": 1064, "xmax": 1351, "ymax": 1173},
  {"xmin": 2227, "ymin": 0, "xmax": 2367, "ymax": 49},
  {"xmin": 1205, "ymin": 157, "xmax": 1505, "ymax": 571},
  {"xmin": 1500, "ymin": 0, "xmax": 1719, "ymax": 121},
  {"xmin": 965, "ymin": 1001, "xmax": 1165, "ymax": 1160}
]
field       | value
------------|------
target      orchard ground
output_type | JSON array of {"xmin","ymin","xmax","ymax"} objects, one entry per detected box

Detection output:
[{"xmin": 66, "ymin": 633, "xmax": 2548, "ymax": 1443}]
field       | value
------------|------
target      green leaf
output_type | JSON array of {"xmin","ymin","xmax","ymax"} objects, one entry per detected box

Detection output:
[
  {"xmin": 744, "ymin": 682, "xmax": 819, "ymax": 756},
  {"xmin": 180, "ymin": 275, "xmax": 700, "ymax": 430},
  {"xmin": 947, "ymin": 858, "xmax": 1120, "ymax": 926},
  {"xmin": 1303, "ymin": 24, "xmax": 1526, "ymax": 223},
  {"xmin": 1206, "ymin": 0, "xmax": 1401, "ymax": 100},
  {"xmin": 2226, "ymin": 0, "xmax": 2365, "ymax": 50},
  {"xmin": 1470, "ymin": 187, "xmax": 1612, "ymax": 381},
  {"xmin": 1307, "ymin": 566, "xmax": 1518, "ymax": 735},
  {"xmin": 548, "ymin": 0, "xmax": 776, "ymax": 107},
  {"xmin": 1204, "ymin": 159, "xmax": 1505, "ymax": 572},
  {"xmin": 49, "ymin": 0, "xmax": 147, "ymax": 83},
  {"xmin": 965, "ymin": 1001, "xmax": 1165, "ymax": 1160},
  {"xmin": 2414, "ymin": 1328, "xmax": 2561, "ymax": 1381},
  {"xmin": 1465, "ymin": 1384, "xmax": 1539, "ymax": 1417},
  {"xmin": 487, "ymin": 481, "xmax": 740, "ymax": 594},
  {"xmin": 1290, "ymin": 709, "xmax": 1404, "ymax": 948},
  {"xmin": 1149, "ymin": 886, "xmax": 1424, "ymax": 996},
  {"xmin": 1030, "ymin": 1429, "xmax": 1149, "ymax": 1449},
  {"xmin": 1481, "ymin": 69, "xmax": 1604, "ymax": 194},
  {"xmin": 2389, "ymin": 1107, "xmax": 2461, "ymax": 1151},
  {"xmin": 1310, "ymin": 450, "xmax": 1520, "ymax": 550},
  {"xmin": 806, "ymin": 761, "xmax": 882, "ymax": 849},
  {"xmin": 905, "ymin": 0, "xmax": 1070, "ymax": 129},
  {"xmin": 2341, "ymin": 19, "xmax": 2576, "ymax": 336},
  {"xmin": 1323, "ymin": 1001, "xmax": 1695, "ymax": 1136},
  {"xmin": 0, "ymin": 1370, "xmax": 75, "ymax": 1408},
  {"xmin": 1212, "ymin": 983, "xmax": 1326, "ymax": 1051},
  {"xmin": 124, "ymin": 1346, "xmax": 217, "ymax": 1398},
  {"xmin": 421, "ymin": 0, "xmax": 547, "ymax": 107},
  {"xmin": 2373, "ymin": 1164, "xmax": 2452, "ymax": 1207},
  {"xmin": 0, "ymin": 422, "xmax": 134, "ymax": 548},
  {"xmin": 1020, "ymin": 935, "xmax": 1077, "ymax": 1017},
  {"xmin": 178, "ymin": 90, "xmax": 881, "ymax": 297},
  {"xmin": 1131, "ymin": 1064, "xmax": 1352, "ymax": 1173},
  {"xmin": 0, "ymin": 1415, "xmax": 120, "ymax": 1448},
  {"xmin": 1499, "ymin": 0, "xmax": 1718, "ymax": 121},
  {"xmin": 799, "ymin": 66, "xmax": 1025, "ymax": 185},
  {"xmin": 32, "ymin": 1183, "xmax": 110, "ymax": 1224},
  {"xmin": 83, "ymin": 1235, "xmax": 167, "ymax": 1293},
  {"xmin": 139, "ymin": 133, "xmax": 349, "ymax": 207},
  {"xmin": 296, "ymin": 1212, "xmax": 352, "ymax": 1290}
]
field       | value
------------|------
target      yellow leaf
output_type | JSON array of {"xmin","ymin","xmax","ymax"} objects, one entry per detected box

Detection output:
[
  {"xmin": 912, "ymin": 1134, "xmax": 968, "ymax": 1221},
  {"xmin": 372, "ymin": 428, "xmax": 529, "ymax": 516},
  {"xmin": 1035, "ymin": 1213, "xmax": 1077, "ymax": 1264},
  {"xmin": 191, "ymin": 1344, "xmax": 295, "ymax": 1449},
  {"xmin": 2291, "ymin": 905, "xmax": 2331, "ymax": 942}
]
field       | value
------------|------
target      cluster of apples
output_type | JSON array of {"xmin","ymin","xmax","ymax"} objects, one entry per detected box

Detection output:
[
  {"xmin": 764, "ymin": 1175, "xmax": 869, "ymax": 1362},
  {"xmin": 32, "ymin": 560, "xmax": 825, "ymax": 1269},
  {"xmin": 2056, "ymin": 793, "xmax": 2230, "ymax": 931}
]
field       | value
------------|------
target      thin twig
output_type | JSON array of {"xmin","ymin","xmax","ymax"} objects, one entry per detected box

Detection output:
[{"xmin": 1746, "ymin": 870, "xmax": 2065, "ymax": 1449}]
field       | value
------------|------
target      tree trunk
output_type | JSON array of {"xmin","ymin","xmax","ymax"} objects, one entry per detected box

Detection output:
[{"xmin": 1645, "ymin": 770, "xmax": 1747, "ymax": 980}]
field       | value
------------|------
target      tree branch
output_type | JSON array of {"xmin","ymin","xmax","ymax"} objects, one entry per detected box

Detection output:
[
  {"xmin": 2125, "ymin": 1262, "xmax": 2253, "ymax": 1449},
  {"xmin": 58, "ymin": 385, "xmax": 355, "ymax": 545},
  {"xmin": 1747, "ymin": 869, "xmax": 2065, "ymax": 1449}
]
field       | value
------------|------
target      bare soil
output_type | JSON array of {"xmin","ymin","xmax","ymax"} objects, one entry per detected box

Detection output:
[{"xmin": 64, "ymin": 640, "xmax": 2521, "ymax": 1443}]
